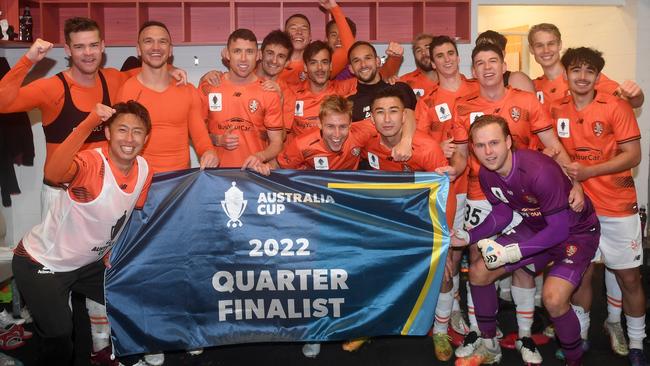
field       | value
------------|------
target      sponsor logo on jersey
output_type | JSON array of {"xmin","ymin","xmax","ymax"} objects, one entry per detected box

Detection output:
[
  {"xmin": 523, "ymin": 195, "xmax": 538, "ymax": 205},
  {"xmin": 435, "ymin": 103, "xmax": 452, "ymax": 122},
  {"xmin": 413, "ymin": 88, "xmax": 424, "ymax": 98},
  {"xmin": 295, "ymin": 101, "xmax": 304, "ymax": 117},
  {"xmin": 208, "ymin": 93, "xmax": 223, "ymax": 111},
  {"xmin": 299, "ymin": 71, "xmax": 307, "ymax": 81},
  {"xmin": 469, "ymin": 112, "xmax": 484, "ymax": 124},
  {"xmin": 557, "ymin": 118, "xmax": 570, "ymax": 138},
  {"xmin": 368, "ymin": 152, "xmax": 380, "ymax": 169},
  {"xmin": 351, "ymin": 147, "xmax": 361, "ymax": 157},
  {"xmin": 249, "ymin": 99, "xmax": 260, "ymax": 113},
  {"xmin": 536, "ymin": 91, "xmax": 544, "ymax": 104},
  {"xmin": 510, "ymin": 106, "xmax": 521, "ymax": 122},
  {"xmin": 314, "ymin": 157, "xmax": 329, "ymax": 170},
  {"xmin": 592, "ymin": 121, "xmax": 604, "ymax": 137},
  {"xmin": 221, "ymin": 182, "xmax": 247, "ymax": 228}
]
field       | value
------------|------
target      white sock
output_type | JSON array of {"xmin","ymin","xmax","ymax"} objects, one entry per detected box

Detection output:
[
  {"xmin": 483, "ymin": 337, "xmax": 499, "ymax": 350},
  {"xmin": 498, "ymin": 276, "xmax": 512, "ymax": 297},
  {"xmin": 511, "ymin": 286, "xmax": 535, "ymax": 338},
  {"xmin": 466, "ymin": 281, "xmax": 478, "ymax": 332},
  {"xmin": 452, "ymin": 274, "xmax": 461, "ymax": 312},
  {"xmin": 572, "ymin": 304, "xmax": 590, "ymax": 340},
  {"xmin": 86, "ymin": 298, "xmax": 110, "ymax": 352},
  {"xmin": 434, "ymin": 290, "xmax": 454, "ymax": 334},
  {"xmin": 625, "ymin": 314, "xmax": 647, "ymax": 350},
  {"xmin": 605, "ymin": 269, "xmax": 623, "ymax": 323},
  {"xmin": 534, "ymin": 274, "xmax": 543, "ymax": 308}
]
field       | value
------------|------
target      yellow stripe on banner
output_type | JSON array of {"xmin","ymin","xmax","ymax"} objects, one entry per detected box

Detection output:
[{"xmin": 327, "ymin": 181, "xmax": 444, "ymax": 335}]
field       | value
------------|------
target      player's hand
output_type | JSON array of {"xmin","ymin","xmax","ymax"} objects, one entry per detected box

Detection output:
[
  {"xmin": 169, "ymin": 67, "xmax": 188, "ymax": 85},
  {"xmin": 250, "ymin": 162, "xmax": 272, "ymax": 176},
  {"xmin": 385, "ymin": 42, "xmax": 404, "ymax": 58},
  {"xmin": 384, "ymin": 74, "xmax": 399, "ymax": 85},
  {"xmin": 477, "ymin": 239, "xmax": 522, "ymax": 270},
  {"xmin": 241, "ymin": 153, "xmax": 265, "ymax": 171},
  {"xmin": 542, "ymin": 146, "xmax": 560, "ymax": 159},
  {"xmin": 391, "ymin": 140, "xmax": 412, "ymax": 162},
  {"xmin": 451, "ymin": 228, "xmax": 470, "ymax": 247},
  {"xmin": 26, "ymin": 38, "xmax": 53, "ymax": 63},
  {"xmin": 201, "ymin": 70, "xmax": 225, "ymax": 86},
  {"xmin": 199, "ymin": 149, "xmax": 219, "ymax": 170},
  {"xmin": 563, "ymin": 161, "xmax": 592, "ymax": 182},
  {"xmin": 211, "ymin": 126, "xmax": 239, "ymax": 150},
  {"xmin": 94, "ymin": 103, "xmax": 116, "ymax": 123},
  {"xmin": 262, "ymin": 80, "xmax": 281, "ymax": 94},
  {"xmin": 616, "ymin": 80, "xmax": 642, "ymax": 101},
  {"xmin": 441, "ymin": 137, "xmax": 456, "ymax": 159},
  {"xmin": 102, "ymin": 251, "xmax": 112, "ymax": 269},
  {"xmin": 318, "ymin": 0, "xmax": 338, "ymax": 11},
  {"xmin": 568, "ymin": 182, "xmax": 585, "ymax": 212},
  {"xmin": 434, "ymin": 165, "xmax": 458, "ymax": 182}
]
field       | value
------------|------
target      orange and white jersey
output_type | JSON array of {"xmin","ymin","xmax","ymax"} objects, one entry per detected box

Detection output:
[
  {"xmin": 533, "ymin": 72, "xmax": 619, "ymax": 106},
  {"xmin": 399, "ymin": 69, "xmax": 438, "ymax": 99}
]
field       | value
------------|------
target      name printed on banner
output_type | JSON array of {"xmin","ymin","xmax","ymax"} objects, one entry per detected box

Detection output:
[
  {"xmin": 213, "ymin": 237, "xmax": 349, "ymax": 321},
  {"xmin": 256, "ymin": 192, "xmax": 335, "ymax": 215}
]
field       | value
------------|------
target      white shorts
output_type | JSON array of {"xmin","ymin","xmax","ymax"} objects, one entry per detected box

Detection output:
[
  {"xmin": 464, "ymin": 199, "xmax": 522, "ymax": 235},
  {"xmin": 593, "ymin": 214, "xmax": 643, "ymax": 270},
  {"xmin": 453, "ymin": 193, "xmax": 467, "ymax": 231},
  {"xmin": 41, "ymin": 183, "xmax": 63, "ymax": 220}
]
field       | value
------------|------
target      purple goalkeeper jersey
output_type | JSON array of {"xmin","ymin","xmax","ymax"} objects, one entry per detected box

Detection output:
[{"xmin": 478, "ymin": 149, "xmax": 598, "ymax": 236}]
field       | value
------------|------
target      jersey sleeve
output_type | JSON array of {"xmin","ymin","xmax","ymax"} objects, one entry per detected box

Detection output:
[
  {"xmin": 532, "ymin": 161, "xmax": 570, "ymax": 216},
  {"xmin": 597, "ymin": 74, "xmax": 620, "ymax": 96},
  {"xmin": 330, "ymin": 5, "xmax": 356, "ymax": 77},
  {"xmin": 379, "ymin": 55, "xmax": 402, "ymax": 79},
  {"xmin": 452, "ymin": 105, "xmax": 470, "ymax": 144},
  {"xmin": 611, "ymin": 98, "xmax": 641, "ymax": 144},
  {"xmin": 135, "ymin": 167, "xmax": 154, "ymax": 209},
  {"xmin": 397, "ymin": 82, "xmax": 417, "ymax": 110},
  {"xmin": 350, "ymin": 119, "xmax": 376, "ymax": 145},
  {"xmin": 478, "ymin": 169, "xmax": 503, "ymax": 206},
  {"xmin": 333, "ymin": 78, "xmax": 358, "ymax": 97},
  {"xmin": 418, "ymin": 136, "xmax": 448, "ymax": 171},
  {"xmin": 415, "ymin": 98, "xmax": 432, "ymax": 133},
  {"xmin": 187, "ymin": 85, "xmax": 217, "ymax": 157},
  {"xmin": 263, "ymin": 89, "xmax": 285, "ymax": 131},
  {"xmin": 282, "ymin": 88, "xmax": 297, "ymax": 133},
  {"xmin": 527, "ymin": 94, "xmax": 553, "ymax": 134}
]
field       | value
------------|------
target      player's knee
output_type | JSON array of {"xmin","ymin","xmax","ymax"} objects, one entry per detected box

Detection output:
[
  {"xmin": 469, "ymin": 261, "xmax": 490, "ymax": 286},
  {"xmin": 542, "ymin": 288, "xmax": 569, "ymax": 316},
  {"xmin": 614, "ymin": 269, "xmax": 642, "ymax": 292}
]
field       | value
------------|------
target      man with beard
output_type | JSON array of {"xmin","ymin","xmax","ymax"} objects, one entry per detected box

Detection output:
[
  {"xmin": 399, "ymin": 33, "xmax": 438, "ymax": 98},
  {"xmin": 199, "ymin": 28, "xmax": 284, "ymax": 169}
]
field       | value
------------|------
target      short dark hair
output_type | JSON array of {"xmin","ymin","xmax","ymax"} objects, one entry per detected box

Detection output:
[
  {"xmin": 371, "ymin": 85, "xmax": 405, "ymax": 109},
  {"xmin": 64, "ymin": 17, "xmax": 101, "ymax": 45},
  {"xmin": 469, "ymin": 114, "xmax": 512, "ymax": 145},
  {"xmin": 138, "ymin": 21, "xmax": 171, "ymax": 41},
  {"xmin": 228, "ymin": 28, "xmax": 257, "ymax": 47},
  {"xmin": 285, "ymin": 14, "xmax": 311, "ymax": 30},
  {"xmin": 561, "ymin": 47, "xmax": 605, "ymax": 74},
  {"xmin": 326, "ymin": 17, "xmax": 357, "ymax": 38},
  {"xmin": 303, "ymin": 40, "xmax": 332, "ymax": 65},
  {"xmin": 348, "ymin": 41, "xmax": 377, "ymax": 62},
  {"xmin": 261, "ymin": 29, "xmax": 293, "ymax": 56},
  {"xmin": 471, "ymin": 43, "xmax": 504, "ymax": 64},
  {"xmin": 106, "ymin": 101, "xmax": 152, "ymax": 134},
  {"xmin": 476, "ymin": 30, "xmax": 507, "ymax": 51},
  {"xmin": 429, "ymin": 35, "xmax": 458, "ymax": 59}
]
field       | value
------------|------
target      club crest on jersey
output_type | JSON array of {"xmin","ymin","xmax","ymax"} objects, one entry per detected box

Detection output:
[
  {"xmin": 351, "ymin": 147, "xmax": 361, "ymax": 157},
  {"xmin": 592, "ymin": 121, "xmax": 604, "ymax": 137},
  {"xmin": 523, "ymin": 195, "xmax": 538, "ymax": 205},
  {"xmin": 510, "ymin": 106, "xmax": 521, "ymax": 122},
  {"xmin": 491, "ymin": 187, "xmax": 509, "ymax": 203},
  {"xmin": 221, "ymin": 182, "xmax": 247, "ymax": 228},
  {"xmin": 413, "ymin": 88, "xmax": 424, "ymax": 98},
  {"xmin": 368, "ymin": 152, "xmax": 380, "ymax": 169},
  {"xmin": 565, "ymin": 244, "xmax": 578, "ymax": 257},
  {"xmin": 208, "ymin": 93, "xmax": 222, "ymax": 111},
  {"xmin": 313, "ymin": 156, "xmax": 329, "ymax": 170},
  {"xmin": 469, "ymin": 112, "xmax": 484, "ymax": 124},
  {"xmin": 557, "ymin": 118, "xmax": 570, "ymax": 138},
  {"xmin": 299, "ymin": 71, "xmax": 307, "ymax": 81},
  {"xmin": 295, "ymin": 100, "xmax": 304, "ymax": 116},
  {"xmin": 249, "ymin": 99, "xmax": 260, "ymax": 113},
  {"xmin": 435, "ymin": 103, "xmax": 452, "ymax": 122}
]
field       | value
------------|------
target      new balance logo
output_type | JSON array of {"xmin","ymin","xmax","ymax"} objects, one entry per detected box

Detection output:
[{"xmin": 37, "ymin": 266, "xmax": 55, "ymax": 275}]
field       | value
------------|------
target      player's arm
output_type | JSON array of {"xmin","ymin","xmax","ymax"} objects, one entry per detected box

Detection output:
[
  {"xmin": 321, "ymin": 0, "xmax": 356, "ymax": 77},
  {"xmin": 452, "ymin": 201, "xmax": 513, "ymax": 247},
  {"xmin": 134, "ymin": 169, "xmax": 154, "ymax": 209},
  {"xmin": 188, "ymin": 87, "xmax": 220, "ymax": 169},
  {"xmin": 379, "ymin": 42, "xmax": 403, "ymax": 79},
  {"xmin": 44, "ymin": 104, "xmax": 115, "ymax": 184},
  {"xmin": 0, "ymin": 39, "xmax": 54, "ymax": 112},
  {"xmin": 616, "ymin": 80, "xmax": 644, "ymax": 108}
]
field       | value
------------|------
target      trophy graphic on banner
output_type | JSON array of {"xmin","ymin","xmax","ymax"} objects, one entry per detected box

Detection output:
[{"xmin": 221, "ymin": 182, "xmax": 247, "ymax": 228}]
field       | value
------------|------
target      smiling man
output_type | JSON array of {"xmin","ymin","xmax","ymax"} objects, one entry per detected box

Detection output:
[{"xmin": 199, "ymin": 28, "xmax": 284, "ymax": 170}]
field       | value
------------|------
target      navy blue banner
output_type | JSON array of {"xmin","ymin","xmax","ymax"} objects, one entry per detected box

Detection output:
[{"xmin": 106, "ymin": 169, "xmax": 450, "ymax": 356}]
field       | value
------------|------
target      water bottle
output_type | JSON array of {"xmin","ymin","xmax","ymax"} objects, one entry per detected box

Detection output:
[{"xmin": 19, "ymin": 6, "xmax": 32, "ymax": 42}]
